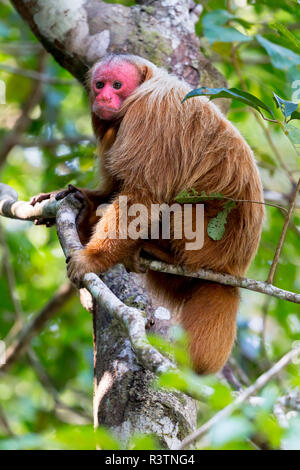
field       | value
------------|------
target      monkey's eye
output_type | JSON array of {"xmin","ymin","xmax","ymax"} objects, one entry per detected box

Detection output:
[
  {"xmin": 95, "ymin": 81, "xmax": 105, "ymax": 90},
  {"xmin": 112, "ymin": 81, "xmax": 122, "ymax": 90}
]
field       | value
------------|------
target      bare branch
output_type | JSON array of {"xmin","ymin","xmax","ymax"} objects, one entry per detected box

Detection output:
[
  {"xmin": 27, "ymin": 349, "xmax": 92, "ymax": 424},
  {"xmin": 1, "ymin": 282, "xmax": 75, "ymax": 372},
  {"xmin": 267, "ymin": 176, "xmax": 300, "ymax": 284},
  {"xmin": 0, "ymin": 51, "xmax": 47, "ymax": 170},
  {"xmin": 0, "ymin": 182, "xmax": 58, "ymax": 221},
  {"xmin": 179, "ymin": 343, "xmax": 300, "ymax": 449},
  {"xmin": 55, "ymin": 196, "xmax": 177, "ymax": 374},
  {"xmin": 19, "ymin": 135, "xmax": 96, "ymax": 149},
  {"xmin": 0, "ymin": 63, "xmax": 76, "ymax": 85},
  {"xmin": 264, "ymin": 189, "xmax": 300, "ymax": 210},
  {"xmin": 0, "ymin": 404, "xmax": 14, "ymax": 437},
  {"xmin": 140, "ymin": 258, "xmax": 300, "ymax": 305}
]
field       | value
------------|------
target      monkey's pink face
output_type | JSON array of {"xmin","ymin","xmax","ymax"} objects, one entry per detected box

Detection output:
[{"xmin": 92, "ymin": 62, "xmax": 140, "ymax": 120}]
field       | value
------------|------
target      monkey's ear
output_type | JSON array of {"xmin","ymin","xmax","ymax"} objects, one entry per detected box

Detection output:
[{"xmin": 140, "ymin": 65, "xmax": 153, "ymax": 83}]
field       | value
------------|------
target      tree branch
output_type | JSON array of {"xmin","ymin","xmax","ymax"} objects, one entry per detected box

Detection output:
[
  {"xmin": 1, "ymin": 182, "xmax": 299, "ymax": 310},
  {"xmin": 19, "ymin": 135, "xmax": 96, "ymax": 149},
  {"xmin": 9, "ymin": 0, "xmax": 227, "ymax": 97},
  {"xmin": 55, "ymin": 195, "xmax": 177, "ymax": 375},
  {"xmin": 179, "ymin": 343, "xmax": 300, "ymax": 449},
  {"xmin": 0, "ymin": 63, "xmax": 76, "ymax": 86},
  {"xmin": 0, "ymin": 51, "xmax": 47, "ymax": 170},
  {"xmin": 267, "ymin": 176, "xmax": 300, "ymax": 284},
  {"xmin": 1, "ymin": 282, "xmax": 75, "ymax": 372},
  {"xmin": 140, "ymin": 258, "xmax": 300, "ymax": 305}
]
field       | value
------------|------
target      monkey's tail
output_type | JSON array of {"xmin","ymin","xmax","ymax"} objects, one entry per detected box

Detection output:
[{"xmin": 146, "ymin": 271, "xmax": 239, "ymax": 374}]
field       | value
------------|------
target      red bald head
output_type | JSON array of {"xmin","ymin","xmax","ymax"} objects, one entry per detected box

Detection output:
[{"xmin": 92, "ymin": 61, "xmax": 141, "ymax": 120}]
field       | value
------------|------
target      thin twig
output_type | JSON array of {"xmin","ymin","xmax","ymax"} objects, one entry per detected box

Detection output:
[
  {"xmin": 27, "ymin": 350, "xmax": 92, "ymax": 424},
  {"xmin": 1, "ymin": 282, "xmax": 75, "ymax": 372},
  {"xmin": 231, "ymin": 47, "xmax": 297, "ymax": 186},
  {"xmin": 0, "ymin": 404, "xmax": 14, "ymax": 437},
  {"xmin": 178, "ymin": 343, "xmax": 300, "ymax": 449},
  {"xmin": 19, "ymin": 135, "xmax": 95, "ymax": 148},
  {"xmin": 179, "ymin": 194, "xmax": 288, "ymax": 214},
  {"xmin": 140, "ymin": 258, "xmax": 300, "ymax": 304},
  {"xmin": 267, "ymin": 176, "xmax": 300, "ymax": 284},
  {"xmin": 0, "ymin": 63, "xmax": 76, "ymax": 85},
  {"xmin": 0, "ymin": 51, "xmax": 47, "ymax": 170},
  {"xmin": 264, "ymin": 189, "xmax": 300, "ymax": 210}
]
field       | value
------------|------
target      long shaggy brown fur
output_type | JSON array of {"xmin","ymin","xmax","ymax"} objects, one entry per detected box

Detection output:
[{"xmin": 82, "ymin": 54, "xmax": 264, "ymax": 374}]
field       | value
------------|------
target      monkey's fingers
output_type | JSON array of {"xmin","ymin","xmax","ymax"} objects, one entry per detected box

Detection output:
[
  {"xmin": 55, "ymin": 184, "xmax": 82, "ymax": 201},
  {"xmin": 34, "ymin": 218, "xmax": 55, "ymax": 227},
  {"xmin": 30, "ymin": 192, "xmax": 55, "ymax": 206}
]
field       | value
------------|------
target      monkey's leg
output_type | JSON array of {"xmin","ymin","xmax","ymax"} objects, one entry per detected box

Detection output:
[
  {"xmin": 30, "ymin": 185, "xmax": 116, "ymax": 244},
  {"xmin": 66, "ymin": 197, "xmax": 141, "ymax": 285}
]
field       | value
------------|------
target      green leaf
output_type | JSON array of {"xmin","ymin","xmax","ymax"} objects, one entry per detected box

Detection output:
[
  {"xmin": 129, "ymin": 434, "xmax": 160, "ymax": 451},
  {"xmin": 157, "ymin": 370, "xmax": 189, "ymax": 390},
  {"xmin": 289, "ymin": 111, "xmax": 300, "ymax": 122},
  {"xmin": 210, "ymin": 416, "xmax": 254, "ymax": 447},
  {"xmin": 203, "ymin": 10, "xmax": 251, "ymax": 44},
  {"xmin": 273, "ymin": 93, "xmax": 299, "ymax": 118},
  {"xmin": 183, "ymin": 87, "xmax": 275, "ymax": 119},
  {"xmin": 282, "ymin": 417, "xmax": 300, "ymax": 450},
  {"xmin": 253, "ymin": 410, "xmax": 282, "ymax": 448},
  {"xmin": 256, "ymin": 34, "xmax": 300, "ymax": 70},
  {"xmin": 270, "ymin": 23, "xmax": 300, "ymax": 55},
  {"xmin": 175, "ymin": 189, "xmax": 225, "ymax": 204},
  {"xmin": 285, "ymin": 123, "xmax": 300, "ymax": 147},
  {"xmin": 207, "ymin": 201, "xmax": 236, "ymax": 241}
]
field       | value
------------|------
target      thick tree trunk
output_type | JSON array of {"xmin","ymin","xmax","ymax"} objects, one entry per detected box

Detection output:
[
  {"xmin": 10, "ymin": 0, "xmax": 227, "ymax": 91},
  {"xmin": 8, "ymin": 0, "xmax": 228, "ymax": 447},
  {"xmin": 95, "ymin": 266, "xmax": 197, "ymax": 449}
]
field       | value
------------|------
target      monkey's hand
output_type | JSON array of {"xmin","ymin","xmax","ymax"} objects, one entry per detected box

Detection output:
[
  {"xmin": 30, "ymin": 184, "xmax": 85, "ymax": 209},
  {"xmin": 30, "ymin": 189, "xmax": 62, "ymax": 227},
  {"xmin": 30, "ymin": 185, "xmax": 93, "ymax": 244}
]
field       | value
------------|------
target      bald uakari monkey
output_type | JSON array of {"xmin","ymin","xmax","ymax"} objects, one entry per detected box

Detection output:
[{"xmin": 31, "ymin": 54, "xmax": 264, "ymax": 374}]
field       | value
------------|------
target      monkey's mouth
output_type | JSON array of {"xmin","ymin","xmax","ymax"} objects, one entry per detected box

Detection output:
[
  {"xmin": 93, "ymin": 105, "xmax": 118, "ymax": 114},
  {"xmin": 93, "ymin": 104, "xmax": 119, "ymax": 119}
]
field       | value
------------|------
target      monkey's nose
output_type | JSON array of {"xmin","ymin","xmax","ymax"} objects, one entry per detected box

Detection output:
[{"xmin": 96, "ymin": 95, "xmax": 112, "ymax": 104}]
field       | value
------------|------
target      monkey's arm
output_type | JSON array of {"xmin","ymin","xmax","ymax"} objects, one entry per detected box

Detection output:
[
  {"xmin": 66, "ymin": 196, "xmax": 140, "ymax": 285},
  {"xmin": 30, "ymin": 180, "xmax": 120, "ymax": 244},
  {"xmin": 30, "ymin": 184, "xmax": 115, "ymax": 207}
]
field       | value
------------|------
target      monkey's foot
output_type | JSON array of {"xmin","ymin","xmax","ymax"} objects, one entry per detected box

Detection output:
[
  {"xmin": 66, "ymin": 249, "xmax": 105, "ymax": 287},
  {"xmin": 123, "ymin": 247, "xmax": 147, "ymax": 274}
]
